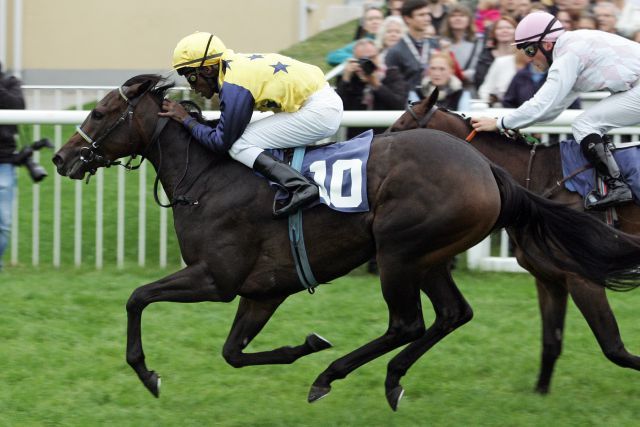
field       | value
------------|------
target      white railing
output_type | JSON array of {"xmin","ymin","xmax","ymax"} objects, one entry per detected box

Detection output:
[{"xmin": 4, "ymin": 108, "xmax": 639, "ymax": 271}]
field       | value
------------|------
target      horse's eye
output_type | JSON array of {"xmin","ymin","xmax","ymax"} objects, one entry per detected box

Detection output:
[{"xmin": 91, "ymin": 110, "xmax": 104, "ymax": 120}]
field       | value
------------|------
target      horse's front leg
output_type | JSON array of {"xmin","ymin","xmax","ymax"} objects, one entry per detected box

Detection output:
[
  {"xmin": 222, "ymin": 296, "xmax": 332, "ymax": 368},
  {"xmin": 126, "ymin": 262, "xmax": 234, "ymax": 397}
]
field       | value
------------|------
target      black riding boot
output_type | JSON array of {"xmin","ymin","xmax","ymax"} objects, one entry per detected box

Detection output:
[
  {"xmin": 581, "ymin": 134, "xmax": 633, "ymax": 210},
  {"xmin": 253, "ymin": 151, "xmax": 319, "ymax": 218}
]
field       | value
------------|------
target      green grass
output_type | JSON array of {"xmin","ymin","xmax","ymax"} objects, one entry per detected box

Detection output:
[
  {"xmin": 1, "ymin": 267, "xmax": 639, "ymax": 426},
  {"xmin": 280, "ymin": 19, "xmax": 358, "ymax": 72}
]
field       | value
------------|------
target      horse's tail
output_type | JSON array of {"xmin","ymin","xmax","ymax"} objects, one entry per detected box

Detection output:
[{"xmin": 491, "ymin": 164, "xmax": 640, "ymax": 291}]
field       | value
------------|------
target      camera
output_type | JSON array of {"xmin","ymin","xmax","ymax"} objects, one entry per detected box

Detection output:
[
  {"xmin": 357, "ymin": 57, "xmax": 377, "ymax": 76},
  {"xmin": 23, "ymin": 155, "xmax": 48, "ymax": 182},
  {"xmin": 13, "ymin": 138, "xmax": 53, "ymax": 183}
]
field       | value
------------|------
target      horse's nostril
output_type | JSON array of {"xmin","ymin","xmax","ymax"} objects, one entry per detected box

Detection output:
[{"xmin": 52, "ymin": 154, "xmax": 63, "ymax": 167}]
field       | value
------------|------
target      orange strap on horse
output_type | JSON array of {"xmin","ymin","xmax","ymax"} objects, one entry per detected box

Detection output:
[{"xmin": 465, "ymin": 129, "xmax": 477, "ymax": 142}]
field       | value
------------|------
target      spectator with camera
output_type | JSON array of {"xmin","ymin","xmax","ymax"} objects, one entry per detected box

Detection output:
[
  {"xmin": 336, "ymin": 38, "xmax": 408, "ymax": 139},
  {"xmin": 0, "ymin": 63, "xmax": 25, "ymax": 271}
]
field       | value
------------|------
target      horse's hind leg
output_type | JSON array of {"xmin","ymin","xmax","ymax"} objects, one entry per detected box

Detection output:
[
  {"xmin": 568, "ymin": 276, "xmax": 640, "ymax": 370},
  {"xmin": 221, "ymin": 296, "xmax": 332, "ymax": 367},
  {"xmin": 308, "ymin": 263, "xmax": 425, "ymax": 404},
  {"xmin": 384, "ymin": 262, "xmax": 472, "ymax": 410},
  {"xmin": 126, "ymin": 262, "xmax": 232, "ymax": 397},
  {"xmin": 534, "ymin": 277, "xmax": 569, "ymax": 394}
]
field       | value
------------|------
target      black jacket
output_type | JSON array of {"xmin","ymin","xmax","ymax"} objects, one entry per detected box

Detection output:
[
  {"xmin": 473, "ymin": 47, "xmax": 495, "ymax": 91},
  {"xmin": 0, "ymin": 72, "xmax": 25, "ymax": 158}
]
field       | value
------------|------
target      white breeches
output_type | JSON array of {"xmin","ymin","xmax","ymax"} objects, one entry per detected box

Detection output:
[
  {"xmin": 229, "ymin": 83, "xmax": 344, "ymax": 167},
  {"xmin": 572, "ymin": 84, "xmax": 640, "ymax": 143}
]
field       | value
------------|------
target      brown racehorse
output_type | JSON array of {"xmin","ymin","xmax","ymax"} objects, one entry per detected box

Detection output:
[
  {"xmin": 53, "ymin": 75, "xmax": 640, "ymax": 410},
  {"xmin": 390, "ymin": 87, "xmax": 640, "ymax": 394}
]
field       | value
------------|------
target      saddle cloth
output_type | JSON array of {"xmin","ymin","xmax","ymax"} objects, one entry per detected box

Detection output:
[
  {"xmin": 269, "ymin": 129, "xmax": 374, "ymax": 213},
  {"xmin": 559, "ymin": 139, "xmax": 640, "ymax": 204}
]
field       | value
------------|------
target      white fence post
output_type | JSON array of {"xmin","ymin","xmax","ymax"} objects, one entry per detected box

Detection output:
[
  {"xmin": 138, "ymin": 161, "xmax": 146, "ymax": 267},
  {"xmin": 117, "ymin": 166, "xmax": 125, "ymax": 269}
]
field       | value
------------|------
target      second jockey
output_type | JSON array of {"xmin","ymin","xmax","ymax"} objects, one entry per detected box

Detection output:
[{"xmin": 471, "ymin": 11, "xmax": 638, "ymax": 210}]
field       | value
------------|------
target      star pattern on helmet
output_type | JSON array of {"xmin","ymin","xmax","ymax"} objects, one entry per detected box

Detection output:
[
  {"xmin": 222, "ymin": 59, "xmax": 233, "ymax": 73},
  {"xmin": 270, "ymin": 62, "xmax": 290, "ymax": 74},
  {"xmin": 247, "ymin": 54, "xmax": 264, "ymax": 60}
]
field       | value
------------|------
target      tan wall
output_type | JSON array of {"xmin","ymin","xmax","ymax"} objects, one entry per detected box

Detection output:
[{"xmin": 15, "ymin": 0, "xmax": 353, "ymax": 72}]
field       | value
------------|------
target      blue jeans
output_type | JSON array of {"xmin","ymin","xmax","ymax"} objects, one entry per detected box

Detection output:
[{"xmin": 0, "ymin": 163, "xmax": 16, "ymax": 270}]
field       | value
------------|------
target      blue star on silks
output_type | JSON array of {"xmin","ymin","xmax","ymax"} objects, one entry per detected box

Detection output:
[
  {"xmin": 247, "ymin": 54, "xmax": 264, "ymax": 60},
  {"xmin": 270, "ymin": 62, "xmax": 289, "ymax": 74},
  {"xmin": 222, "ymin": 59, "xmax": 233, "ymax": 72}
]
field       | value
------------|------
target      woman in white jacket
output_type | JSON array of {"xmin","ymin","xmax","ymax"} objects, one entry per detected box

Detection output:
[
  {"xmin": 471, "ymin": 11, "xmax": 640, "ymax": 210},
  {"xmin": 477, "ymin": 54, "xmax": 517, "ymax": 106}
]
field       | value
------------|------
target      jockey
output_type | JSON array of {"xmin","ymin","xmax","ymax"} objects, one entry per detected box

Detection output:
[
  {"xmin": 160, "ymin": 32, "xmax": 344, "ymax": 217},
  {"xmin": 471, "ymin": 11, "xmax": 639, "ymax": 210}
]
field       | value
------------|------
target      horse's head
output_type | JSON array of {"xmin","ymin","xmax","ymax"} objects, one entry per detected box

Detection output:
[
  {"xmin": 389, "ymin": 88, "xmax": 440, "ymax": 132},
  {"xmin": 390, "ymin": 87, "xmax": 474, "ymax": 137},
  {"xmin": 53, "ymin": 74, "xmax": 171, "ymax": 180}
]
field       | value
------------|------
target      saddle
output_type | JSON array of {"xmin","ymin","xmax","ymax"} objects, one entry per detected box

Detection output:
[
  {"xmin": 560, "ymin": 138, "xmax": 640, "ymax": 206},
  {"xmin": 267, "ymin": 129, "xmax": 374, "ymax": 213}
]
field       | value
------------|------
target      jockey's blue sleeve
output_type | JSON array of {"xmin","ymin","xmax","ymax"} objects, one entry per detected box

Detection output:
[{"xmin": 182, "ymin": 83, "xmax": 255, "ymax": 153}]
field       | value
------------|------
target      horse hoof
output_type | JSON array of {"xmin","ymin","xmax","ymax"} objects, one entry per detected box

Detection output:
[
  {"xmin": 386, "ymin": 385, "xmax": 404, "ymax": 411},
  {"xmin": 306, "ymin": 333, "xmax": 332, "ymax": 352},
  {"xmin": 308, "ymin": 385, "xmax": 331, "ymax": 403},
  {"xmin": 143, "ymin": 371, "xmax": 161, "ymax": 398},
  {"xmin": 534, "ymin": 384, "xmax": 550, "ymax": 395}
]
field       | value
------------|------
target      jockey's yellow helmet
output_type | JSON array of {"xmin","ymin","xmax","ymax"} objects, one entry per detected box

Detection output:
[{"xmin": 172, "ymin": 32, "xmax": 226, "ymax": 74}]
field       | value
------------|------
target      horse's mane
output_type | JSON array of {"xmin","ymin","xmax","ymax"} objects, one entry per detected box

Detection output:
[
  {"xmin": 123, "ymin": 74, "xmax": 175, "ymax": 103},
  {"xmin": 122, "ymin": 73, "xmax": 215, "ymax": 126}
]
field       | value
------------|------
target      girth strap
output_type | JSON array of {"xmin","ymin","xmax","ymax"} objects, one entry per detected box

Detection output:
[{"xmin": 287, "ymin": 147, "xmax": 319, "ymax": 292}]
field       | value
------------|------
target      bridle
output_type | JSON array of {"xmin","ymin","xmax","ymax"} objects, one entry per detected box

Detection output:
[
  {"xmin": 75, "ymin": 86, "xmax": 152, "ymax": 177},
  {"xmin": 406, "ymin": 102, "xmax": 438, "ymax": 129},
  {"xmin": 74, "ymin": 84, "xmax": 197, "ymax": 208}
]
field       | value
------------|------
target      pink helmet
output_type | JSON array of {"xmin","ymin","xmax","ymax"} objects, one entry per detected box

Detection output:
[{"xmin": 514, "ymin": 12, "xmax": 565, "ymax": 46}]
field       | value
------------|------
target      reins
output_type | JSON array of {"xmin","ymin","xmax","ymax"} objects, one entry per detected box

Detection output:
[
  {"xmin": 152, "ymin": 128, "xmax": 200, "ymax": 208},
  {"xmin": 405, "ymin": 103, "xmax": 584, "ymax": 196},
  {"xmin": 76, "ymin": 86, "xmax": 150, "ymax": 179}
]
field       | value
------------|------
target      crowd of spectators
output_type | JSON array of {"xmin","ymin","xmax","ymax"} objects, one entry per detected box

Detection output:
[{"xmin": 328, "ymin": 0, "xmax": 640, "ymax": 115}]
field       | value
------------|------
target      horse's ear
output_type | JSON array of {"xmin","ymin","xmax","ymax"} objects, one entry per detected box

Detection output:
[
  {"xmin": 124, "ymin": 80, "xmax": 154, "ymax": 99},
  {"xmin": 427, "ymin": 87, "xmax": 439, "ymax": 109}
]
